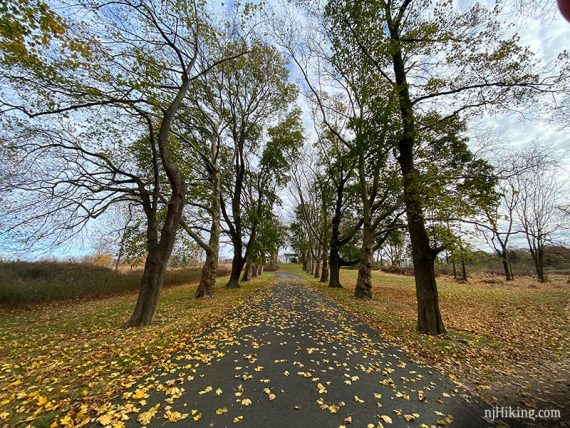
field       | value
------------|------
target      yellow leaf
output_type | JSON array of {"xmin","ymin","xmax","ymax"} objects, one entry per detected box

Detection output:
[
  {"xmin": 216, "ymin": 408, "xmax": 228, "ymax": 415},
  {"xmin": 233, "ymin": 415, "xmax": 244, "ymax": 423},
  {"xmin": 395, "ymin": 391, "xmax": 410, "ymax": 400},
  {"xmin": 98, "ymin": 414, "xmax": 114, "ymax": 425},
  {"xmin": 354, "ymin": 395, "xmax": 365, "ymax": 404},
  {"xmin": 241, "ymin": 398, "xmax": 252, "ymax": 406},
  {"xmin": 132, "ymin": 389, "xmax": 148, "ymax": 400},
  {"xmin": 59, "ymin": 415, "xmax": 74, "ymax": 428},
  {"xmin": 344, "ymin": 415, "xmax": 353, "ymax": 424},
  {"xmin": 164, "ymin": 410, "xmax": 189, "ymax": 422},
  {"xmin": 215, "ymin": 388, "xmax": 223, "ymax": 396},
  {"xmin": 138, "ymin": 403, "xmax": 160, "ymax": 425},
  {"xmin": 193, "ymin": 412, "xmax": 202, "ymax": 421},
  {"xmin": 379, "ymin": 415, "xmax": 393, "ymax": 424},
  {"xmin": 199, "ymin": 386, "xmax": 213, "ymax": 395}
]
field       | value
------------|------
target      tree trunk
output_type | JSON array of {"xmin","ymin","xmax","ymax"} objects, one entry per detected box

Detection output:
[
  {"xmin": 126, "ymin": 62, "xmax": 192, "ymax": 326},
  {"xmin": 242, "ymin": 262, "xmax": 251, "ymax": 282},
  {"xmin": 328, "ymin": 249, "xmax": 342, "ymax": 288},
  {"xmin": 452, "ymin": 259, "xmax": 457, "ymax": 279},
  {"xmin": 115, "ymin": 249, "xmax": 123, "ymax": 271},
  {"xmin": 537, "ymin": 247, "xmax": 545, "ymax": 282},
  {"xmin": 195, "ymin": 172, "xmax": 221, "ymax": 298},
  {"xmin": 307, "ymin": 256, "xmax": 313, "ymax": 276},
  {"xmin": 314, "ymin": 258, "xmax": 321, "ymax": 278},
  {"xmin": 399, "ymin": 164, "xmax": 445, "ymax": 334},
  {"xmin": 501, "ymin": 252, "xmax": 514, "ymax": 281},
  {"xmin": 257, "ymin": 264, "xmax": 263, "ymax": 276},
  {"xmin": 195, "ymin": 249, "xmax": 217, "ymax": 298},
  {"xmin": 328, "ymin": 178, "xmax": 344, "ymax": 289},
  {"xmin": 355, "ymin": 221, "xmax": 374, "ymax": 299},
  {"xmin": 389, "ymin": 27, "xmax": 445, "ymax": 334},
  {"xmin": 320, "ymin": 253, "xmax": 329, "ymax": 283},
  {"xmin": 126, "ymin": 194, "xmax": 185, "ymax": 327},
  {"xmin": 461, "ymin": 258, "xmax": 467, "ymax": 282},
  {"xmin": 227, "ymin": 255, "xmax": 245, "ymax": 288},
  {"xmin": 508, "ymin": 258, "xmax": 514, "ymax": 280},
  {"xmin": 251, "ymin": 263, "xmax": 258, "ymax": 278}
]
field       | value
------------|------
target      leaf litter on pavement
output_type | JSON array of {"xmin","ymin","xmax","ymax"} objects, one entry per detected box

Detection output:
[{"xmin": 95, "ymin": 278, "xmax": 481, "ymax": 427}]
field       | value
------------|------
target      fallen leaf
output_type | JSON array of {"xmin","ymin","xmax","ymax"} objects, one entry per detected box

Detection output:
[
  {"xmin": 164, "ymin": 410, "xmax": 189, "ymax": 422},
  {"xmin": 138, "ymin": 404, "xmax": 160, "ymax": 425}
]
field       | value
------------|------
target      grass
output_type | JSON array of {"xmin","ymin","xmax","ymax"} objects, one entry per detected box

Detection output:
[
  {"xmin": 0, "ymin": 272, "xmax": 274, "ymax": 427},
  {"xmin": 280, "ymin": 263, "xmax": 570, "ymax": 408},
  {"xmin": 0, "ymin": 261, "xmax": 230, "ymax": 306}
]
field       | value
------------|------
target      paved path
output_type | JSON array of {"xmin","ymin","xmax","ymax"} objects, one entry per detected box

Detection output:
[{"xmin": 114, "ymin": 273, "xmax": 495, "ymax": 427}]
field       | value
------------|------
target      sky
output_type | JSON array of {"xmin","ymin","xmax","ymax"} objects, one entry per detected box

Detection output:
[{"xmin": 1, "ymin": 0, "xmax": 569, "ymax": 261}]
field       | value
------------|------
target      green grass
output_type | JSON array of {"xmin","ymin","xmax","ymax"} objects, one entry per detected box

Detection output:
[{"xmin": 0, "ymin": 261, "xmax": 230, "ymax": 306}]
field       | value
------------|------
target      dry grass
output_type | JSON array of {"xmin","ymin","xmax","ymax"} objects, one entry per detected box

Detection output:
[
  {"xmin": 0, "ymin": 261, "xmax": 231, "ymax": 306},
  {"xmin": 280, "ymin": 264, "xmax": 570, "ymax": 412},
  {"xmin": 0, "ymin": 273, "xmax": 274, "ymax": 427}
]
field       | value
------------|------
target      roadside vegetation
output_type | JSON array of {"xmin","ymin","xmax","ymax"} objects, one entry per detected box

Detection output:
[
  {"xmin": 0, "ymin": 261, "xmax": 229, "ymax": 306},
  {"xmin": 0, "ymin": 273, "xmax": 274, "ymax": 426}
]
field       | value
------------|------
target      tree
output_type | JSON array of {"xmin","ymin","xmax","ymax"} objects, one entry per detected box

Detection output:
[
  {"xmin": 290, "ymin": 150, "xmax": 335, "ymax": 282},
  {"xmin": 246, "ymin": 214, "xmax": 287, "ymax": 278},
  {"xmin": 324, "ymin": 0, "xmax": 565, "ymax": 334},
  {"xmin": 465, "ymin": 145, "xmax": 554, "ymax": 281},
  {"xmin": 218, "ymin": 42, "xmax": 300, "ymax": 287},
  {"xmin": 0, "ymin": 0, "xmax": 248, "ymax": 326},
  {"xmin": 516, "ymin": 162, "xmax": 565, "ymax": 282},
  {"xmin": 175, "ymin": 40, "xmax": 239, "ymax": 298}
]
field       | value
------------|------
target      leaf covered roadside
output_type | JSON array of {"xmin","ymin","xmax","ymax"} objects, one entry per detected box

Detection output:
[
  {"xmin": 285, "ymin": 264, "xmax": 570, "ymax": 414},
  {"xmin": 0, "ymin": 276, "xmax": 273, "ymax": 427}
]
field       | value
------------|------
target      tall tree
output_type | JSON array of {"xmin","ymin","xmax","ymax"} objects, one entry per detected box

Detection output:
[
  {"xmin": 325, "ymin": 0, "xmax": 565, "ymax": 334},
  {"xmin": 516, "ymin": 158, "xmax": 564, "ymax": 282},
  {"xmin": 0, "ymin": 0, "xmax": 248, "ymax": 326},
  {"xmin": 218, "ymin": 42, "xmax": 299, "ymax": 288}
]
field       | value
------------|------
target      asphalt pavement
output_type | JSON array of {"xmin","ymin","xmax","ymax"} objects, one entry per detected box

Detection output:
[{"xmin": 111, "ymin": 272, "xmax": 501, "ymax": 428}]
